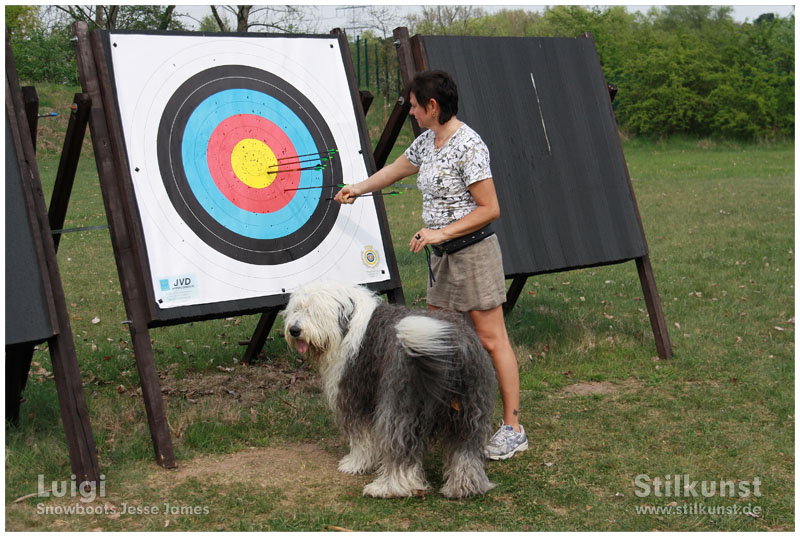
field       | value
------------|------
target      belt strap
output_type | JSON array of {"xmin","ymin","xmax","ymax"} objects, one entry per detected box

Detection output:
[
  {"xmin": 424, "ymin": 245, "xmax": 436, "ymax": 287},
  {"xmin": 432, "ymin": 223, "xmax": 495, "ymax": 257}
]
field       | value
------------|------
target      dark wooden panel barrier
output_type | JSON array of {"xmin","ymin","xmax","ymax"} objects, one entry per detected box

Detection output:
[
  {"xmin": 421, "ymin": 35, "xmax": 647, "ymax": 276},
  {"xmin": 5, "ymin": 118, "xmax": 55, "ymax": 345},
  {"xmin": 385, "ymin": 30, "xmax": 672, "ymax": 358}
]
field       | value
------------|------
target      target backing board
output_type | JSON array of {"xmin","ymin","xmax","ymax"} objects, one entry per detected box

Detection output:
[{"xmin": 100, "ymin": 31, "xmax": 397, "ymax": 319}]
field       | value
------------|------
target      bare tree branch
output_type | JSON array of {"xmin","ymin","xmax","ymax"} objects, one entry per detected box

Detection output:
[
  {"xmin": 363, "ymin": 5, "xmax": 403, "ymax": 38},
  {"xmin": 54, "ymin": 5, "xmax": 95, "ymax": 25},
  {"xmin": 207, "ymin": 5, "xmax": 316, "ymax": 34},
  {"xmin": 210, "ymin": 5, "xmax": 230, "ymax": 32}
]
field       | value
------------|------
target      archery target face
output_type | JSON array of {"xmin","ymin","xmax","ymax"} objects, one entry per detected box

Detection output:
[
  {"xmin": 108, "ymin": 34, "xmax": 391, "ymax": 308},
  {"xmin": 158, "ymin": 64, "xmax": 341, "ymax": 264}
]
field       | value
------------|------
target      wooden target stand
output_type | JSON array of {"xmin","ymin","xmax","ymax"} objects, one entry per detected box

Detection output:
[
  {"xmin": 68, "ymin": 23, "xmax": 405, "ymax": 468},
  {"xmin": 5, "ymin": 34, "xmax": 100, "ymax": 482},
  {"xmin": 378, "ymin": 28, "xmax": 672, "ymax": 359}
]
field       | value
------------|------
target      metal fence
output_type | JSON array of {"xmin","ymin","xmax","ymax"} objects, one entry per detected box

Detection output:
[{"xmin": 351, "ymin": 36, "xmax": 403, "ymax": 96}]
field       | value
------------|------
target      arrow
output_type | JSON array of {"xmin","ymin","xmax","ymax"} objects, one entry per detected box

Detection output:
[
  {"xmin": 275, "ymin": 148, "xmax": 338, "ymax": 162},
  {"xmin": 325, "ymin": 191, "xmax": 403, "ymax": 200},
  {"xmin": 269, "ymin": 163, "xmax": 331, "ymax": 173},
  {"xmin": 283, "ymin": 183, "xmax": 346, "ymax": 192},
  {"xmin": 268, "ymin": 155, "xmax": 334, "ymax": 168}
]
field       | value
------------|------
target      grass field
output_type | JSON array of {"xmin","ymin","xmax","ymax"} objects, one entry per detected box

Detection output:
[{"xmin": 4, "ymin": 85, "xmax": 795, "ymax": 531}]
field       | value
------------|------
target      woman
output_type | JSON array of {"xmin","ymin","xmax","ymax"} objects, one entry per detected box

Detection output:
[{"xmin": 334, "ymin": 70, "xmax": 527, "ymax": 461}]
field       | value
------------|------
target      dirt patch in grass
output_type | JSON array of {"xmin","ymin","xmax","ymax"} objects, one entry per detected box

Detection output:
[
  {"xmin": 159, "ymin": 361, "xmax": 321, "ymax": 407},
  {"xmin": 145, "ymin": 443, "xmax": 366, "ymax": 507},
  {"xmin": 95, "ymin": 362, "xmax": 324, "ymax": 447},
  {"xmin": 558, "ymin": 378, "xmax": 640, "ymax": 398}
]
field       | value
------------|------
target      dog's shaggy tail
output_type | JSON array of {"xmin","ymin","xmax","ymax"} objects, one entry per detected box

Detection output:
[
  {"xmin": 394, "ymin": 315, "xmax": 463, "ymax": 404},
  {"xmin": 395, "ymin": 315, "xmax": 456, "ymax": 357}
]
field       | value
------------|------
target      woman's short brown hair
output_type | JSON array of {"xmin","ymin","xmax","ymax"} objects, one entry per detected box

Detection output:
[{"xmin": 409, "ymin": 70, "xmax": 458, "ymax": 125}]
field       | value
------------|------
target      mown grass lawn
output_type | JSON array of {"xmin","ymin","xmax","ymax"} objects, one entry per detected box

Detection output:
[{"xmin": 5, "ymin": 86, "xmax": 794, "ymax": 531}]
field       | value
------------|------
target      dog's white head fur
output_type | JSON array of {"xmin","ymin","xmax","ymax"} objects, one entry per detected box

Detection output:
[{"xmin": 283, "ymin": 281, "xmax": 380, "ymax": 403}]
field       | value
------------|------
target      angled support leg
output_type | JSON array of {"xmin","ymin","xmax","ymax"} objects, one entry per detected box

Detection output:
[
  {"xmin": 635, "ymin": 255, "xmax": 673, "ymax": 359},
  {"xmin": 359, "ymin": 90, "xmax": 374, "ymax": 115},
  {"xmin": 373, "ymin": 94, "xmax": 411, "ymax": 169},
  {"xmin": 243, "ymin": 309, "xmax": 281, "ymax": 365},
  {"xmin": 504, "ymin": 276, "xmax": 529, "ymax": 314},
  {"xmin": 5, "ymin": 343, "xmax": 35, "ymax": 426},
  {"xmin": 49, "ymin": 93, "xmax": 91, "ymax": 252},
  {"xmin": 21, "ymin": 86, "xmax": 38, "ymax": 150}
]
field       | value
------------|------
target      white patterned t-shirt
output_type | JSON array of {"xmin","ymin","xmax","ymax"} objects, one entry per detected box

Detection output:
[{"xmin": 404, "ymin": 124, "xmax": 493, "ymax": 230}]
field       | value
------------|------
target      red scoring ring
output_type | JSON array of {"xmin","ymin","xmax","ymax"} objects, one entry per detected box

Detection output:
[{"xmin": 206, "ymin": 114, "xmax": 300, "ymax": 214}]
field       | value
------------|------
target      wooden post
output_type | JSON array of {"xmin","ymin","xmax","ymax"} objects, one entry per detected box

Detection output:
[
  {"xmin": 636, "ymin": 255, "xmax": 673, "ymax": 358},
  {"xmin": 372, "ymin": 28, "xmax": 427, "ymax": 170},
  {"xmin": 49, "ymin": 93, "xmax": 91, "ymax": 252},
  {"xmin": 242, "ymin": 309, "xmax": 281, "ymax": 365},
  {"xmin": 21, "ymin": 85, "xmax": 38, "ymax": 150},
  {"xmin": 409, "ymin": 34, "xmax": 429, "ymax": 73},
  {"xmin": 5, "ymin": 344, "xmax": 35, "ymax": 426},
  {"xmin": 504, "ymin": 276, "xmax": 529, "ymax": 313},
  {"xmin": 72, "ymin": 22, "xmax": 176, "ymax": 468},
  {"xmin": 373, "ymin": 93, "xmax": 411, "ymax": 169},
  {"xmin": 359, "ymin": 90, "xmax": 374, "ymax": 115},
  {"xmin": 393, "ymin": 27, "xmax": 423, "ymax": 138}
]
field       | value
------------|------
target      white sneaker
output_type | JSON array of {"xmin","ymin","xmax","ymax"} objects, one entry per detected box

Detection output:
[{"xmin": 485, "ymin": 421, "xmax": 528, "ymax": 461}]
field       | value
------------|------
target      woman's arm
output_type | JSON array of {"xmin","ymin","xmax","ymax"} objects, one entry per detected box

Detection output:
[
  {"xmin": 334, "ymin": 154, "xmax": 419, "ymax": 204},
  {"xmin": 410, "ymin": 178, "xmax": 500, "ymax": 253}
]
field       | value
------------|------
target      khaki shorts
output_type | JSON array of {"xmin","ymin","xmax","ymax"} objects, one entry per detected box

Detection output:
[{"xmin": 427, "ymin": 234, "xmax": 506, "ymax": 312}]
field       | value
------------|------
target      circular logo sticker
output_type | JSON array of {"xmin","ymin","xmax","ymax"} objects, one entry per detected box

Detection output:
[{"xmin": 361, "ymin": 245, "xmax": 380, "ymax": 268}]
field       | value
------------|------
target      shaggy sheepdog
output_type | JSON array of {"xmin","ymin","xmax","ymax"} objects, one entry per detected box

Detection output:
[{"xmin": 283, "ymin": 281, "xmax": 497, "ymax": 499}]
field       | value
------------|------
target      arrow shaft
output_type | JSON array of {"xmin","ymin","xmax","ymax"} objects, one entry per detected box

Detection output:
[
  {"xmin": 325, "ymin": 191, "xmax": 401, "ymax": 200},
  {"xmin": 284, "ymin": 184, "xmax": 345, "ymax": 192},
  {"xmin": 270, "ymin": 164, "xmax": 328, "ymax": 173},
  {"xmin": 275, "ymin": 149, "xmax": 338, "ymax": 162},
  {"xmin": 268, "ymin": 155, "xmax": 330, "ymax": 168}
]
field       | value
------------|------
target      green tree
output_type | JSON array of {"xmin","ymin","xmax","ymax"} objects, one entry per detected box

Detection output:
[
  {"xmin": 619, "ymin": 6, "xmax": 793, "ymax": 139},
  {"xmin": 710, "ymin": 14, "xmax": 795, "ymax": 138},
  {"xmin": 198, "ymin": 14, "xmax": 225, "ymax": 33},
  {"xmin": 8, "ymin": 5, "xmax": 186, "ymax": 84},
  {"xmin": 9, "ymin": 26, "xmax": 79, "ymax": 84},
  {"xmin": 462, "ymin": 9, "xmax": 542, "ymax": 36},
  {"xmin": 408, "ymin": 6, "xmax": 487, "ymax": 35},
  {"xmin": 619, "ymin": 39, "xmax": 719, "ymax": 137},
  {"xmin": 7, "ymin": 6, "xmax": 76, "ymax": 84},
  {"xmin": 5, "ymin": 5, "xmax": 42, "ymax": 39}
]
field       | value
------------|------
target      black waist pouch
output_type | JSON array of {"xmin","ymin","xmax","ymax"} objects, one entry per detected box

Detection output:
[{"xmin": 431, "ymin": 223, "xmax": 495, "ymax": 257}]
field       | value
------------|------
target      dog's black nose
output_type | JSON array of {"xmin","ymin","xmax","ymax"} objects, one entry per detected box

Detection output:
[{"xmin": 289, "ymin": 325, "xmax": 302, "ymax": 338}]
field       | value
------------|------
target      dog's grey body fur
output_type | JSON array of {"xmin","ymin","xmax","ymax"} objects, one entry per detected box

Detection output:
[{"xmin": 283, "ymin": 281, "xmax": 497, "ymax": 499}]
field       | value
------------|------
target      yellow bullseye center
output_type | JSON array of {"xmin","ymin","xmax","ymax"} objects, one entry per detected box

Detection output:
[{"xmin": 230, "ymin": 138, "xmax": 278, "ymax": 189}]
